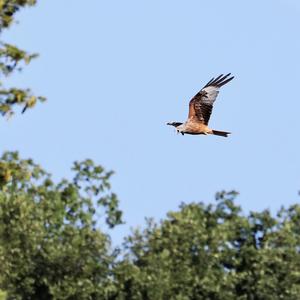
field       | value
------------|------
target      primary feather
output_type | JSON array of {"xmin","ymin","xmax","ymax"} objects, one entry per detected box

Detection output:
[{"xmin": 188, "ymin": 73, "xmax": 234, "ymax": 125}]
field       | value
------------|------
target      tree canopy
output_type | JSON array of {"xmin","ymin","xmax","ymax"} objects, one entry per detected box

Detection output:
[
  {"xmin": 0, "ymin": 152, "xmax": 122, "ymax": 299},
  {"xmin": 0, "ymin": 0, "xmax": 45, "ymax": 117},
  {"xmin": 112, "ymin": 191, "xmax": 300, "ymax": 300}
]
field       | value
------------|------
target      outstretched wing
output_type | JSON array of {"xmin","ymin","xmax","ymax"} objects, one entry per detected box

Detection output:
[{"xmin": 188, "ymin": 73, "xmax": 234, "ymax": 125}]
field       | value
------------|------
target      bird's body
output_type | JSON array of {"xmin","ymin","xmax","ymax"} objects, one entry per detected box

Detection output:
[
  {"xmin": 176, "ymin": 121, "xmax": 210, "ymax": 135},
  {"xmin": 167, "ymin": 73, "xmax": 234, "ymax": 137}
]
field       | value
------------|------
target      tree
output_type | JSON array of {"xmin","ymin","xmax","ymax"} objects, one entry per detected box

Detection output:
[
  {"xmin": 0, "ymin": 2, "xmax": 124, "ymax": 299},
  {"xmin": 112, "ymin": 191, "xmax": 300, "ymax": 300},
  {"xmin": 0, "ymin": 0, "xmax": 45, "ymax": 117},
  {"xmin": 0, "ymin": 152, "xmax": 123, "ymax": 299},
  {"xmin": 0, "ymin": 2, "xmax": 124, "ymax": 298}
]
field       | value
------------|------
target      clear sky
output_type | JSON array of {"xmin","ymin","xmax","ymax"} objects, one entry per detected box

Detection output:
[{"xmin": 1, "ymin": 0, "xmax": 300, "ymax": 244}]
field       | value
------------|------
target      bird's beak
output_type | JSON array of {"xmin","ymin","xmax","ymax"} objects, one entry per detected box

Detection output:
[{"xmin": 166, "ymin": 122, "xmax": 172, "ymax": 126}]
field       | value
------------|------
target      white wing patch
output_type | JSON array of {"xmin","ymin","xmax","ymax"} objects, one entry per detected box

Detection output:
[{"xmin": 201, "ymin": 86, "xmax": 220, "ymax": 105}]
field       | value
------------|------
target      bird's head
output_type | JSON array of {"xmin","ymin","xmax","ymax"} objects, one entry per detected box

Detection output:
[
  {"xmin": 166, "ymin": 121, "xmax": 183, "ymax": 128},
  {"xmin": 166, "ymin": 122, "xmax": 184, "ymax": 134}
]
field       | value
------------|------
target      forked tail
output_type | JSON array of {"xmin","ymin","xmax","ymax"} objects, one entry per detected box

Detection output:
[{"xmin": 212, "ymin": 130, "xmax": 231, "ymax": 137}]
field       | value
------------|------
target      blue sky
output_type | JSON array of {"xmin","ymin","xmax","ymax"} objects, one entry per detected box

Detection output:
[{"xmin": 1, "ymin": 0, "xmax": 300, "ymax": 244}]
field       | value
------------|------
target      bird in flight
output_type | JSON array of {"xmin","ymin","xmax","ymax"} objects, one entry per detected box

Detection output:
[{"xmin": 167, "ymin": 73, "xmax": 234, "ymax": 137}]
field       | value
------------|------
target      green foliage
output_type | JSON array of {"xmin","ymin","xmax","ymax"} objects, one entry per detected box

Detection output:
[
  {"xmin": 0, "ymin": 290, "xmax": 6, "ymax": 300},
  {"xmin": 0, "ymin": 152, "xmax": 123, "ymax": 299},
  {"xmin": 0, "ymin": 0, "xmax": 37, "ymax": 29},
  {"xmin": 112, "ymin": 191, "xmax": 300, "ymax": 300},
  {"xmin": 0, "ymin": 0, "xmax": 45, "ymax": 117}
]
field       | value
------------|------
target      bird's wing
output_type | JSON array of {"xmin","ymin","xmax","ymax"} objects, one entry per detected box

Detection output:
[{"xmin": 188, "ymin": 73, "xmax": 234, "ymax": 125}]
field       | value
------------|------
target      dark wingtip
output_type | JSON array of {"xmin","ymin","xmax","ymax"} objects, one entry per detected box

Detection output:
[
  {"xmin": 214, "ymin": 73, "xmax": 234, "ymax": 88},
  {"xmin": 219, "ymin": 75, "xmax": 234, "ymax": 87},
  {"xmin": 203, "ymin": 73, "xmax": 234, "ymax": 89}
]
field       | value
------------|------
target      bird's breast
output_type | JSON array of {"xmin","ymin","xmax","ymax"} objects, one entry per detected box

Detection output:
[{"xmin": 184, "ymin": 121, "xmax": 209, "ymax": 134}]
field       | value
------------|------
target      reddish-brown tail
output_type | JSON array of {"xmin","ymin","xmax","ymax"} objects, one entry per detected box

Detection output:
[{"xmin": 212, "ymin": 130, "xmax": 231, "ymax": 137}]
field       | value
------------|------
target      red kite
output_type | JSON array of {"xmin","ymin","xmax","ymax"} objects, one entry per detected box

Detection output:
[{"xmin": 167, "ymin": 73, "xmax": 234, "ymax": 137}]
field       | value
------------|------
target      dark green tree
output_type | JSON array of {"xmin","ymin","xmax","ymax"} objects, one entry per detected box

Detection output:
[
  {"xmin": 0, "ymin": 0, "xmax": 45, "ymax": 117},
  {"xmin": 0, "ymin": 2, "xmax": 123, "ymax": 299},
  {"xmin": 112, "ymin": 191, "xmax": 300, "ymax": 300},
  {"xmin": 0, "ymin": 152, "xmax": 123, "ymax": 299}
]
